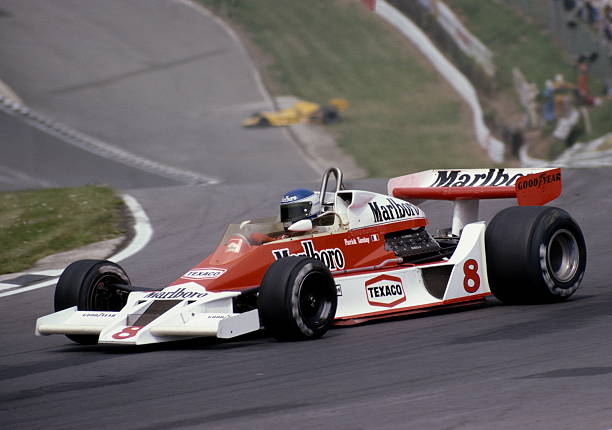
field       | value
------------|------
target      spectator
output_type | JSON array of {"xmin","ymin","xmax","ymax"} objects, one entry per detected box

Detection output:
[
  {"xmin": 553, "ymin": 74, "xmax": 574, "ymax": 117},
  {"xmin": 564, "ymin": 0, "xmax": 585, "ymax": 27},
  {"xmin": 542, "ymin": 80, "xmax": 557, "ymax": 122},
  {"xmin": 604, "ymin": 2, "xmax": 612, "ymax": 44},
  {"xmin": 563, "ymin": 0, "xmax": 612, "ymax": 54},
  {"xmin": 576, "ymin": 60, "xmax": 595, "ymax": 105},
  {"xmin": 585, "ymin": 0, "xmax": 600, "ymax": 24}
]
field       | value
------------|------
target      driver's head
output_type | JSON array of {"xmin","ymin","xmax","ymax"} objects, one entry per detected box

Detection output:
[{"xmin": 280, "ymin": 189, "xmax": 321, "ymax": 229}]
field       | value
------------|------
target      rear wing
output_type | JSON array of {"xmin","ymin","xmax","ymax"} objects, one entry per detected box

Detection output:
[{"xmin": 388, "ymin": 168, "xmax": 562, "ymax": 234}]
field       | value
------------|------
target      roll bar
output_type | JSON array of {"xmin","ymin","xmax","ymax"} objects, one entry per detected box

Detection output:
[{"xmin": 319, "ymin": 167, "xmax": 344, "ymax": 207}]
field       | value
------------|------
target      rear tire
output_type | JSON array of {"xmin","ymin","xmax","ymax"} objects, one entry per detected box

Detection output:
[
  {"xmin": 55, "ymin": 259, "xmax": 131, "ymax": 344},
  {"xmin": 485, "ymin": 206, "xmax": 586, "ymax": 304},
  {"xmin": 321, "ymin": 107, "xmax": 339, "ymax": 124},
  {"xmin": 259, "ymin": 257, "xmax": 337, "ymax": 341}
]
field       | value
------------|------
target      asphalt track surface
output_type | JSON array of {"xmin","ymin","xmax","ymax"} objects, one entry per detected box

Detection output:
[
  {"xmin": 1, "ymin": 2, "xmax": 611, "ymax": 429},
  {"xmin": 0, "ymin": 0, "xmax": 315, "ymax": 186}
]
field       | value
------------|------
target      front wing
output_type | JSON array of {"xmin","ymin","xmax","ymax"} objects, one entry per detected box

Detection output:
[{"xmin": 36, "ymin": 288, "xmax": 260, "ymax": 345}]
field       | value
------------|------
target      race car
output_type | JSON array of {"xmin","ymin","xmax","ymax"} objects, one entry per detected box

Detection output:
[
  {"xmin": 241, "ymin": 98, "xmax": 348, "ymax": 127},
  {"xmin": 36, "ymin": 167, "xmax": 586, "ymax": 345}
]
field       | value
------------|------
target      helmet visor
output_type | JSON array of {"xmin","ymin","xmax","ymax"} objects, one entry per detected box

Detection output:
[{"xmin": 281, "ymin": 202, "xmax": 312, "ymax": 224}]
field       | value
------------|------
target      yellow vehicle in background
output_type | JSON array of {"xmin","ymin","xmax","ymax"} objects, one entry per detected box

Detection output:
[{"xmin": 241, "ymin": 98, "xmax": 348, "ymax": 127}]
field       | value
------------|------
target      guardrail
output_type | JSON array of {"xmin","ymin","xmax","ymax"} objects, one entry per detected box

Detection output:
[{"xmin": 366, "ymin": 0, "xmax": 506, "ymax": 163}]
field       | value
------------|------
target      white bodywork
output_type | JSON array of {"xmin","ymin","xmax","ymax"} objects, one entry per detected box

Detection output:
[
  {"xmin": 36, "ymin": 283, "xmax": 261, "ymax": 345},
  {"xmin": 334, "ymin": 221, "xmax": 488, "ymax": 319}
]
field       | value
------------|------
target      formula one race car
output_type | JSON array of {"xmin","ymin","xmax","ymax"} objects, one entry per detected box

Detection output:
[
  {"xmin": 241, "ymin": 98, "xmax": 348, "ymax": 127},
  {"xmin": 36, "ymin": 167, "xmax": 586, "ymax": 345}
]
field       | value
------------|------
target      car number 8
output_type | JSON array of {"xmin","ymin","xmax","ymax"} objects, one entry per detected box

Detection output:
[
  {"xmin": 112, "ymin": 326, "xmax": 143, "ymax": 340},
  {"xmin": 463, "ymin": 259, "xmax": 480, "ymax": 293}
]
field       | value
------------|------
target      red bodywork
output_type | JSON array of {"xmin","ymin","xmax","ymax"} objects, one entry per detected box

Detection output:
[{"xmin": 170, "ymin": 218, "xmax": 427, "ymax": 293}]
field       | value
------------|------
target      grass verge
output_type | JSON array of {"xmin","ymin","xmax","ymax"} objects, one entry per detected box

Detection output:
[
  {"xmin": 201, "ymin": 0, "xmax": 495, "ymax": 177},
  {"xmin": 0, "ymin": 186, "xmax": 126, "ymax": 274}
]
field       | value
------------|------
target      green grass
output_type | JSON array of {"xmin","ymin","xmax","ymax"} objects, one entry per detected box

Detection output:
[
  {"xmin": 449, "ymin": 0, "xmax": 611, "ymax": 141},
  {"xmin": 0, "ymin": 186, "xmax": 126, "ymax": 274},
  {"xmin": 201, "ymin": 0, "xmax": 494, "ymax": 176}
]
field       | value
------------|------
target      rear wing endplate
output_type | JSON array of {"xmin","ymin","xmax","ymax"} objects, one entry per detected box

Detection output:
[{"xmin": 388, "ymin": 168, "xmax": 562, "ymax": 235}]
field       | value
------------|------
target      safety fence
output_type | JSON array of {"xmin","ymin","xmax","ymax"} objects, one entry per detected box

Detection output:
[
  {"xmin": 364, "ymin": 0, "xmax": 505, "ymax": 162},
  {"xmin": 385, "ymin": 0, "xmax": 496, "ymax": 95}
]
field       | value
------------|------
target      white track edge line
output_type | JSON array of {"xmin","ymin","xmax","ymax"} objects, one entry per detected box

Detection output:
[
  {"xmin": 108, "ymin": 194, "xmax": 153, "ymax": 264},
  {"xmin": 0, "ymin": 193, "xmax": 153, "ymax": 298}
]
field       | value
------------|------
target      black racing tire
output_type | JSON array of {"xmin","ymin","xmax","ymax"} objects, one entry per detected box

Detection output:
[
  {"xmin": 321, "ymin": 107, "xmax": 339, "ymax": 124},
  {"xmin": 259, "ymin": 256, "xmax": 337, "ymax": 341},
  {"xmin": 257, "ymin": 117, "xmax": 271, "ymax": 127},
  {"xmin": 54, "ymin": 259, "xmax": 131, "ymax": 344},
  {"xmin": 485, "ymin": 206, "xmax": 586, "ymax": 304}
]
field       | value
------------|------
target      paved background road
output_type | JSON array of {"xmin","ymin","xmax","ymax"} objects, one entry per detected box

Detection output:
[
  {"xmin": 0, "ymin": 1, "xmax": 611, "ymax": 429},
  {"xmin": 0, "ymin": 0, "xmax": 316, "ymax": 185}
]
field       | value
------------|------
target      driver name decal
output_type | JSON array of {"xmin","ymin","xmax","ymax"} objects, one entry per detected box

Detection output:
[
  {"xmin": 272, "ymin": 240, "xmax": 345, "ymax": 271},
  {"xmin": 368, "ymin": 198, "xmax": 419, "ymax": 223},
  {"xmin": 365, "ymin": 274, "xmax": 406, "ymax": 308}
]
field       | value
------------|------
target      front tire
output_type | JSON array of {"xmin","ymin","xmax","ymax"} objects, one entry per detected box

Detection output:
[
  {"xmin": 259, "ymin": 257, "xmax": 337, "ymax": 341},
  {"xmin": 54, "ymin": 259, "xmax": 131, "ymax": 344},
  {"xmin": 485, "ymin": 206, "xmax": 586, "ymax": 304}
]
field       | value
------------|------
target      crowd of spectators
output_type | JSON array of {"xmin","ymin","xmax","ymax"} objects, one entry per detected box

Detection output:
[
  {"xmin": 537, "ymin": 56, "xmax": 611, "ymax": 143},
  {"xmin": 538, "ymin": 72, "xmax": 582, "ymax": 140},
  {"xmin": 542, "ymin": 55, "xmax": 610, "ymax": 114},
  {"xmin": 561, "ymin": 0, "xmax": 612, "ymax": 56}
]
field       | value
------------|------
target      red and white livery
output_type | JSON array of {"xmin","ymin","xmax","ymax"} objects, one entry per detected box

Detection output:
[{"xmin": 36, "ymin": 167, "xmax": 586, "ymax": 345}]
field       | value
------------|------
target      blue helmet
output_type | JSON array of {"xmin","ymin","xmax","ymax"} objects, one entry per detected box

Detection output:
[{"xmin": 280, "ymin": 188, "xmax": 321, "ymax": 227}]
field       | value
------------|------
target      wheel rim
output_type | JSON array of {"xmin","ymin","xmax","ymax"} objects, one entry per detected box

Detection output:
[
  {"xmin": 298, "ymin": 272, "xmax": 334, "ymax": 327},
  {"xmin": 547, "ymin": 229, "xmax": 580, "ymax": 283},
  {"xmin": 88, "ymin": 274, "xmax": 125, "ymax": 311}
]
